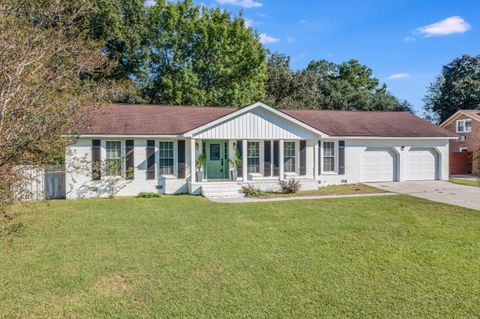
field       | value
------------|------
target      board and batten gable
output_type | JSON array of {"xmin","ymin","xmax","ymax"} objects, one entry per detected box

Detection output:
[{"xmin": 189, "ymin": 105, "xmax": 320, "ymax": 140}]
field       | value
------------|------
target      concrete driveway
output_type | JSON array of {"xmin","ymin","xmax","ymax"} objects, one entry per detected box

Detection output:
[{"xmin": 366, "ymin": 181, "xmax": 480, "ymax": 211}]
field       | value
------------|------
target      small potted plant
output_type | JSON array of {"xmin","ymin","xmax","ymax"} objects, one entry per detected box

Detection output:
[
  {"xmin": 195, "ymin": 152, "xmax": 206, "ymax": 182},
  {"xmin": 230, "ymin": 150, "xmax": 242, "ymax": 181}
]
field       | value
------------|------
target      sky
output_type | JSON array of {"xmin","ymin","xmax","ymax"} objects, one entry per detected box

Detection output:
[{"xmin": 150, "ymin": 0, "xmax": 480, "ymax": 114}]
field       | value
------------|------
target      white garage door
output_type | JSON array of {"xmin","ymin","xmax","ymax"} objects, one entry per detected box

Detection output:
[
  {"xmin": 406, "ymin": 148, "xmax": 438, "ymax": 181},
  {"xmin": 360, "ymin": 148, "xmax": 397, "ymax": 182}
]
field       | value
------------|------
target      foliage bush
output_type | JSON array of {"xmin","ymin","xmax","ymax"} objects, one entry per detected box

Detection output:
[
  {"xmin": 241, "ymin": 184, "xmax": 266, "ymax": 197},
  {"xmin": 279, "ymin": 179, "xmax": 301, "ymax": 194},
  {"xmin": 136, "ymin": 192, "xmax": 160, "ymax": 198}
]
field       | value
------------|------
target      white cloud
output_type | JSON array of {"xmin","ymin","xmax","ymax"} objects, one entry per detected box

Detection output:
[
  {"xmin": 417, "ymin": 16, "xmax": 471, "ymax": 36},
  {"xmin": 145, "ymin": 0, "xmax": 156, "ymax": 6},
  {"xmin": 244, "ymin": 19, "xmax": 253, "ymax": 27},
  {"xmin": 259, "ymin": 33, "xmax": 280, "ymax": 44},
  {"xmin": 387, "ymin": 73, "xmax": 411, "ymax": 80},
  {"xmin": 403, "ymin": 36, "xmax": 416, "ymax": 43},
  {"xmin": 216, "ymin": 0, "xmax": 262, "ymax": 8}
]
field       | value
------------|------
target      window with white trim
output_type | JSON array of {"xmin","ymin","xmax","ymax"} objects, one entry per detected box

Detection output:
[
  {"xmin": 456, "ymin": 119, "xmax": 472, "ymax": 133},
  {"xmin": 159, "ymin": 141, "xmax": 174, "ymax": 175},
  {"xmin": 284, "ymin": 142, "xmax": 296, "ymax": 173},
  {"xmin": 247, "ymin": 142, "xmax": 260, "ymax": 173},
  {"xmin": 106, "ymin": 141, "xmax": 122, "ymax": 176},
  {"xmin": 323, "ymin": 142, "xmax": 335, "ymax": 172},
  {"xmin": 459, "ymin": 147, "xmax": 468, "ymax": 153},
  {"xmin": 457, "ymin": 135, "xmax": 466, "ymax": 142}
]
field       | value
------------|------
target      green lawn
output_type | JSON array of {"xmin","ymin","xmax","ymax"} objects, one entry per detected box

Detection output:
[
  {"xmin": 449, "ymin": 178, "xmax": 480, "ymax": 188},
  {"xmin": 256, "ymin": 183, "xmax": 387, "ymax": 198},
  {"xmin": 1, "ymin": 196, "xmax": 480, "ymax": 318}
]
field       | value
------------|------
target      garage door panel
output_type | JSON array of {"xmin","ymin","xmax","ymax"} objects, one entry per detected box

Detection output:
[
  {"xmin": 406, "ymin": 148, "xmax": 437, "ymax": 181},
  {"xmin": 360, "ymin": 148, "xmax": 396, "ymax": 182}
]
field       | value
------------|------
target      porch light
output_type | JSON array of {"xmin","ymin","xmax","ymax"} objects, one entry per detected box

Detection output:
[
  {"xmin": 401, "ymin": 146, "xmax": 405, "ymax": 151},
  {"xmin": 195, "ymin": 143, "xmax": 199, "ymax": 150}
]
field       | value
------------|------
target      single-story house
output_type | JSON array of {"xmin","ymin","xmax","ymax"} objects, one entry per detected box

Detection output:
[
  {"xmin": 66, "ymin": 102, "xmax": 456, "ymax": 199},
  {"xmin": 440, "ymin": 109, "xmax": 480, "ymax": 175}
]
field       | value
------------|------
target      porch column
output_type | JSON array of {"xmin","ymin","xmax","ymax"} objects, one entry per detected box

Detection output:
[
  {"xmin": 279, "ymin": 139, "xmax": 284, "ymax": 180},
  {"xmin": 242, "ymin": 140, "xmax": 248, "ymax": 181},
  {"xmin": 190, "ymin": 138, "xmax": 196, "ymax": 183},
  {"xmin": 313, "ymin": 140, "xmax": 319, "ymax": 180}
]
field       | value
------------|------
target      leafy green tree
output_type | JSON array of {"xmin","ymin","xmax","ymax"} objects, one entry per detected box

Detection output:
[
  {"xmin": 266, "ymin": 53, "xmax": 412, "ymax": 112},
  {"xmin": 338, "ymin": 59, "xmax": 379, "ymax": 92},
  {"xmin": 143, "ymin": 0, "xmax": 266, "ymax": 106},
  {"xmin": 424, "ymin": 54, "xmax": 480, "ymax": 123}
]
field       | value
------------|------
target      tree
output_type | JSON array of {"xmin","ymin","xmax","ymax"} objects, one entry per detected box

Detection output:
[
  {"xmin": 0, "ymin": 0, "xmax": 113, "ymax": 209},
  {"xmin": 143, "ymin": 0, "xmax": 267, "ymax": 107},
  {"xmin": 424, "ymin": 54, "xmax": 480, "ymax": 123},
  {"xmin": 82, "ymin": 0, "xmax": 148, "ymax": 102},
  {"xmin": 338, "ymin": 59, "xmax": 379, "ymax": 92},
  {"xmin": 265, "ymin": 53, "xmax": 412, "ymax": 112}
]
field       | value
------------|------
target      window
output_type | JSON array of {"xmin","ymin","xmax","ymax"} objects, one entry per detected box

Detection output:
[
  {"xmin": 323, "ymin": 142, "xmax": 335, "ymax": 172},
  {"xmin": 457, "ymin": 119, "xmax": 472, "ymax": 133},
  {"xmin": 210, "ymin": 144, "xmax": 220, "ymax": 160},
  {"xmin": 106, "ymin": 141, "xmax": 122, "ymax": 176},
  {"xmin": 459, "ymin": 147, "xmax": 468, "ymax": 152},
  {"xmin": 247, "ymin": 142, "xmax": 260, "ymax": 173},
  {"xmin": 159, "ymin": 141, "xmax": 174, "ymax": 175},
  {"xmin": 457, "ymin": 135, "xmax": 467, "ymax": 142},
  {"xmin": 284, "ymin": 141, "xmax": 296, "ymax": 173}
]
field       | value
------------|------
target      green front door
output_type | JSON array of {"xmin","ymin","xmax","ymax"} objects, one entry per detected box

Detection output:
[{"xmin": 205, "ymin": 140, "xmax": 228, "ymax": 179}]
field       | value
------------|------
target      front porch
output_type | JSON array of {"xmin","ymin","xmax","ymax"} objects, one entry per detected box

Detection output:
[{"xmin": 189, "ymin": 138, "xmax": 323, "ymax": 184}]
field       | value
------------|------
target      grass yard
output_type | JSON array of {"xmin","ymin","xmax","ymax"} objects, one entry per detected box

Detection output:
[
  {"xmin": 1, "ymin": 196, "xmax": 480, "ymax": 318},
  {"xmin": 256, "ymin": 183, "xmax": 387, "ymax": 198},
  {"xmin": 449, "ymin": 178, "xmax": 480, "ymax": 188}
]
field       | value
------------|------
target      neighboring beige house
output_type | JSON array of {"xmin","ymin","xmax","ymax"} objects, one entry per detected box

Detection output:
[
  {"xmin": 65, "ymin": 102, "xmax": 456, "ymax": 199},
  {"xmin": 440, "ymin": 109, "xmax": 480, "ymax": 175}
]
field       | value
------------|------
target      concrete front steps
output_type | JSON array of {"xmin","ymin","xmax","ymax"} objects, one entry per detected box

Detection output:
[
  {"xmin": 200, "ymin": 182, "xmax": 245, "ymax": 200},
  {"xmin": 199, "ymin": 179, "xmax": 321, "ymax": 200}
]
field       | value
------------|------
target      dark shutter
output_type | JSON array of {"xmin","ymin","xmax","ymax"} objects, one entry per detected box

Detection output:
[
  {"xmin": 318, "ymin": 141, "xmax": 322, "ymax": 175},
  {"xmin": 273, "ymin": 141, "xmax": 280, "ymax": 177},
  {"xmin": 146, "ymin": 140, "xmax": 155, "ymax": 180},
  {"xmin": 300, "ymin": 140, "xmax": 306, "ymax": 175},
  {"xmin": 177, "ymin": 140, "xmax": 186, "ymax": 178},
  {"xmin": 92, "ymin": 139, "xmax": 101, "ymax": 180},
  {"xmin": 264, "ymin": 141, "xmax": 271, "ymax": 176},
  {"xmin": 339, "ymin": 140, "xmax": 345, "ymax": 175},
  {"xmin": 125, "ymin": 140, "xmax": 134, "ymax": 180},
  {"xmin": 237, "ymin": 140, "xmax": 243, "ymax": 178}
]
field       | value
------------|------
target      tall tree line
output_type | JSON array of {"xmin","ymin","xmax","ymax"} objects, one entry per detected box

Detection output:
[{"xmin": 77, "ymin": 0, "xmax": 412, "ymax": 111}]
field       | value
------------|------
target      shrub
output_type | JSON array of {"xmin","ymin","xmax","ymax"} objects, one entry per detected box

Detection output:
[
  {"xmin": 279, "ymin": 179, "xmax": 301, "ymax": 194},
  {"xmin": 136, "ymin": 192, "xmax": 160, "ymax": 198},
  {"xmin": 241, "ymin": 184, "xmax": 266, "ymax": 197}
]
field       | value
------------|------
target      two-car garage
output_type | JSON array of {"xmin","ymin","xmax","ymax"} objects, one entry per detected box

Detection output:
[{"xmin": 360, "ymin": 147, "xmax": 439, "ymax": 182}]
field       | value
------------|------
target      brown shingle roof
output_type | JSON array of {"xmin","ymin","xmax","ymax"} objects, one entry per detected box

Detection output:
[
  {"xmin": 78, "ymin": 103, "xmax": 456, "ymax": 138},
  {"xmin": 80, "ymin": 104, "xmax": 235, "ymax": 135},
  {"xmin": 283, "ymin": 109, "xmax": 456, "ymax": 137}
]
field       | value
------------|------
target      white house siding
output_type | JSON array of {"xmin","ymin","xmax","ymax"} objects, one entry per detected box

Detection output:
[
  {"xmin": 65, "ymin": 138, "xmax": 193, "ymax": 199},
  {"xmin": 317, "ymin": 139, "xmax": 449, "ymax": 186}
]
